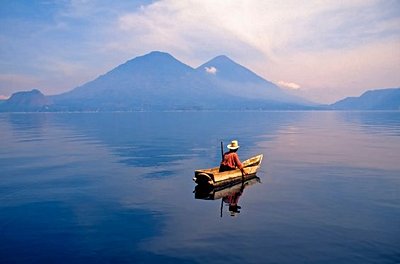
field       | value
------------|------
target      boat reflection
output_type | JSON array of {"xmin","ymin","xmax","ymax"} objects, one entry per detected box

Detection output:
[{"xmin": 194, "ymin": 176, "xmax": 261, "ymax": 217}]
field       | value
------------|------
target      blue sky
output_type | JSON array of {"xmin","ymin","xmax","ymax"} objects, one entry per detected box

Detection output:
[{"xmin": 0, "ymin": 0, "xmax": 399, "ymax": 103}]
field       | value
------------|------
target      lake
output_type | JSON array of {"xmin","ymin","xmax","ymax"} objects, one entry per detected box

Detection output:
[{"xmin": 0, "ymin": 111, "xmax": 399, "ymax": 264}]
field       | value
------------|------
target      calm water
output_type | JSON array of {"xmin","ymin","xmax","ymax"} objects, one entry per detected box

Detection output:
[{"xmin": 0, "ymin": 112, "xmax": 399, "ymax": 264}]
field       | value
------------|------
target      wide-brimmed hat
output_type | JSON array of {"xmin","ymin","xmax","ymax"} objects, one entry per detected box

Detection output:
[{"xmin": 227, "ymin": 140, "xmax": 240, "ymax": 150}]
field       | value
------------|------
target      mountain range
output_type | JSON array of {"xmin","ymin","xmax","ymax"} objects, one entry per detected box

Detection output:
[
  {"xmin": 330, "ymin": 88, "xmax": 400, "ymax": 110},
  {"xmin": 0, "ymin": 51, "xmax": 398, "ymax": 111},
  {"xmin": 50, "ymin": 51, "xmax": 313, "ymax": 111}
]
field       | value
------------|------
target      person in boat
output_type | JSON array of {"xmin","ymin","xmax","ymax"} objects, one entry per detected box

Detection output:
[{"xmin": 219, "ymin": 140, "xmax": 246, "ymax": 175}]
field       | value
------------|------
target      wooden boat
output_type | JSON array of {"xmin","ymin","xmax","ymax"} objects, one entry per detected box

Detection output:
[{"xmin": 193, "ymin": 154, "xmax": 263, "ymax": 187}]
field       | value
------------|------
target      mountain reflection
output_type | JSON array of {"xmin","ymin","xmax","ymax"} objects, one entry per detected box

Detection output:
[
  {"xmin": 194, "ymin": 176, "xmax": 261, "ymax": 217},
  {"xmin": 18, "ymin": 112, "xmax": 305, "ymax": 168},
  {"xmin": 337, "ymin": 111, "xmax": 400, "ymax": 137}
]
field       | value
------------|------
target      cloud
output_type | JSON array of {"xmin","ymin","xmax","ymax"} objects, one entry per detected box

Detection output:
[
  {"xmin": 0, "ymin": 95, "xmax": 9, "ymax": 100},
  {"xmin": 107, "ymin": 1, "xmax": 400, "ymax": 103},
  {"xmin": 278, "ymin": 81, "xmax": 301, "ymax": 90},
  {"xmin": 205, "ymin": 66, "xmax": 217, "ymax": 75},
  {"xmin": 112, "ymin": 1, "xmax": 399, "ymax": 59},
  {"xmin": 263, "ymin": 38, "xmax": 400, "ymax": 103}
]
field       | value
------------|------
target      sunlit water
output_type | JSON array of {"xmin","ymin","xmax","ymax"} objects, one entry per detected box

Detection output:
[{"xmin": 0, "ymin": 112, "xmax": 399, "ymax": 264}]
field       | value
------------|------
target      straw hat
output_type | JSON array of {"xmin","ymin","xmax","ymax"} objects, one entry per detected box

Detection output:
[{"xmin": 227, "ymin": 140, "xmax": 240, "ymax": 150}]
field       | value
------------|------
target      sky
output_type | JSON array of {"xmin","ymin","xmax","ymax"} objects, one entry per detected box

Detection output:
[{"xmin": 0, "ymin": 0, "xmax": 399, "ymax": 103}]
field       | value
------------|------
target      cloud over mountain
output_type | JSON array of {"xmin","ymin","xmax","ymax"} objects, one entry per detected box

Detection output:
[
  {"xmin": 205, "ymin": 66, "xmax": 217, "ymax": 75},
  {"xmin": 278, "ymin": 81, "xmax": 301, "ymax": 90}
]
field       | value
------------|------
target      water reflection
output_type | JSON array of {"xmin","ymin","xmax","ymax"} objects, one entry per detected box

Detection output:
[
  {"xmin": 4, "ymin": 113, "xmax": 49, "ymax": 143},
  {"xmin": 337, "ymin": 111, "xmax": 400, "ymax": 137},
  {"xmin": 194, "ymin": 176, "xmax": 261, "ymax": 217},
  {"xmin": 2, "ymin": 112, "xmax": 398, "ymax": 263},
  {"xmin": 39, "ymin": 112, "xmax": 305, "ymax": 168}
]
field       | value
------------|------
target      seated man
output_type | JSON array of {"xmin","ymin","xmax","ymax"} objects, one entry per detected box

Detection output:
[{"xmin": 219, "ymin": 140, "xmax": 246, "ymax": 175}]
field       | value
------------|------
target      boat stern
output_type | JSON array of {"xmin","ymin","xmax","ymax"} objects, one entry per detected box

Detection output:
[{"xmin": 193, "ymin": 171, "xmax": 214, "ymax": 186}]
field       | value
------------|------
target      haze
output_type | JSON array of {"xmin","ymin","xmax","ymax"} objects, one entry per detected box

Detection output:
[{"xmin": 0, "ymin": 0, "xmax": 399, "ymax": 103}]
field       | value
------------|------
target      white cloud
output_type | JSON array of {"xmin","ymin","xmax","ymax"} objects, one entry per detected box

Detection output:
[
  {"xmin": 113, "ymin": 0, "xmax": 394, "ymax": 59},
  {"xmin": 277, "ymin": 81, "xmax": 300, "ymax": 90},
  {"xmin": 205, "ymin": 66, "xmax": 217, "ymax": 75}
]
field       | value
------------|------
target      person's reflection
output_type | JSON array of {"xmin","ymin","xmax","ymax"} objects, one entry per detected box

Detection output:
[
  {"xmin": 223, "ymin": 183, "xmax": 244, "ymax": 216},
  {"xmin": 194, "ymin": 176, "xmax": 261, "ymax": 217}
]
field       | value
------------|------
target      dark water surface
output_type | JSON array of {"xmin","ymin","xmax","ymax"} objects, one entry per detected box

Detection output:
[{"xmin": 1, "ymin": 112, "xmax": 399, "ymax": 264}]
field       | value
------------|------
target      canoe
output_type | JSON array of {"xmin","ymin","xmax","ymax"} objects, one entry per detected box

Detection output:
[{"xmin": 193, "ymin": 154, "xmax": 263, "ymax": 187}]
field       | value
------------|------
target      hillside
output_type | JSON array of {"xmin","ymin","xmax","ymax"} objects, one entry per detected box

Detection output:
[
  {"xmin": 331, "ymin": 88, "xmax": 400, "ymax": 110},
  {"xmin": 0, "ymin": 89, "xmax": 51, "ymax": 112}
]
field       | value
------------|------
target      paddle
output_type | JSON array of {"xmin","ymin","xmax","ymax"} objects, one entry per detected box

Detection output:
[
  {"xmin": 220, "ymin": 142, "xmax": 224, "ymax": 218},
  {"xmin": 220, "ymin": 199, "xmax": 223, "ymax": 218},
  {"xmin": 220, "ymin": 141, "xmax": 224, "ymax": 160}
]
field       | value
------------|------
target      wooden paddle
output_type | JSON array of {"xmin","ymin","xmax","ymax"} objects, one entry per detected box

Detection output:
[{"xmin": 220, "ymin": 141, "xmax": 224, "ymax": 160}]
